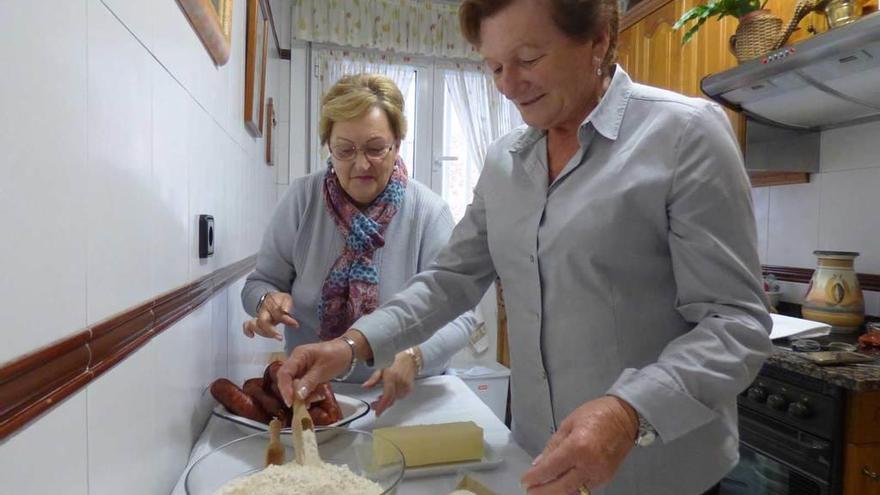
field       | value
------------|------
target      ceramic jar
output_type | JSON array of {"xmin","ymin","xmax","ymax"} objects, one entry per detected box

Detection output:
[{"xmin": 802, "ymin": 251, "xmax": 865, "ymax": 333}]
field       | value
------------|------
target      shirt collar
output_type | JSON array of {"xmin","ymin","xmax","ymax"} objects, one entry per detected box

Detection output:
[
  {"xmin": 583, "ymin": 65, "xmax": 632, "ymax": 141},
  {"xmin": 509, "ymin": 64, "xmax": 633, "ymax": 153}
]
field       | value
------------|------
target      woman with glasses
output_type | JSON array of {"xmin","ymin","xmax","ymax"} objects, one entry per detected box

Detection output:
[{"xmin": 240, "ymin": 73, "xmax": 476, "ymax": 416}]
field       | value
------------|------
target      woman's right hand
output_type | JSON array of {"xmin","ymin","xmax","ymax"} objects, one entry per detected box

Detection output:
[
  {"xmin": 276, "ymin": 338, "xmax": 353, "ymax": 406},
  {"xmin": 242, "ymin": 291, "xmax": 300, "ymax": 341}
]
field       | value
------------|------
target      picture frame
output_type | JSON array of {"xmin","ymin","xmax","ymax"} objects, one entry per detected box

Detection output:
[
  {"xmin": 244, "ymin": 0, "xmax": 269, "ymax": 137},
  {"xmin": 177, "ymin": 0, "xmax": 233, "ymax": 66},
  {"xmin": 265, "ymin": 97, "xmax": 276, "ymax": 165}
]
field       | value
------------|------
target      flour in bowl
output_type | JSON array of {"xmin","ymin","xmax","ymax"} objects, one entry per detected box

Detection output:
[{"xmin": 212, "ymin": 461, "xmax": 384, "ymax": 495}]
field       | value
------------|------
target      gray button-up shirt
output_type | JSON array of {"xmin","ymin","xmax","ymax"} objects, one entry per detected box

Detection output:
[{"xmin": 354, "ymin": 67, "xmax": 772, "ymax": 495}]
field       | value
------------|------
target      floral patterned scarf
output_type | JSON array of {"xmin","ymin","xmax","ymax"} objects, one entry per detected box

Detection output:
[{"xmin": 317, "ymin": 157, "xmax": 408, "ymax": 340}]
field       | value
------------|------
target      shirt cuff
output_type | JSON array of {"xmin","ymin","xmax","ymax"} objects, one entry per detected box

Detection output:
[
  {"xmin": 351, "ymin": 310, "xmax": 402, "ymax": 369},
  {"xmin": 606, "ymin": 367, "xmax": 718, "ymax": 444},
  {"xmin": 417, "ymin": 340, "xmax": 448, "ymax": 376}
]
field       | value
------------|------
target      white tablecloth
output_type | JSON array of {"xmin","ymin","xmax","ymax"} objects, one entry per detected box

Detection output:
[{"xmin": 171, "ymin": 375, "xmax": 532, "ymax": 494}]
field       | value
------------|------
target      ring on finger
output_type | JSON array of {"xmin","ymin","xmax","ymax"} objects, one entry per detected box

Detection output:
[{"xmin": 578, "ymin": 485, "xmax": 591, "ymax": 495}]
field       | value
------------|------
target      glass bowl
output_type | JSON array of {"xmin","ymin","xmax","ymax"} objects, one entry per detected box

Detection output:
[{"xmin": 185, "ymin": 427, "xmax": 405, "ymax": 495}]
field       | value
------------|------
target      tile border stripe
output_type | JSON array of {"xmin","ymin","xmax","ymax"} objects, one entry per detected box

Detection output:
[{"xmin": 0, "ymin": 255, "xmax": 256, "ymax": 441}]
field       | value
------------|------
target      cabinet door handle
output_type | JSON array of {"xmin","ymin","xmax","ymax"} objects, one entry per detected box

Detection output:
[{"xmin": 862, "ymin": 466, "xmax": 880, "ymax": 480}]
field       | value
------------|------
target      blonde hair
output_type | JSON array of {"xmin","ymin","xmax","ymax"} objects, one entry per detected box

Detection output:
[{"xmin": 319, "ymin": 74, "xmax": 407, "ymax": 145}]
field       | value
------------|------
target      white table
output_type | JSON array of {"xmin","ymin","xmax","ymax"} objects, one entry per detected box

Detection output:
[{"xmin": 171, "ymin": 375, "xmax": 532, "ymax": 494}]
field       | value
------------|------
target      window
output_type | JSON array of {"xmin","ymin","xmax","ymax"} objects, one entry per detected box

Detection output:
[{"xmin": 439, "ymin": 88, "xmax": 477, "ymax": 222}]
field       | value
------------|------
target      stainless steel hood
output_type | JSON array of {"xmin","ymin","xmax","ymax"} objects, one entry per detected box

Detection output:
[{"xmin": 702, "ymin": 12, "xmax": 880, "ymax": 131}]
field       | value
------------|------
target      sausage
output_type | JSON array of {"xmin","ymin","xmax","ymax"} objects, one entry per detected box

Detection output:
[
  {"xmin": 314, "ymin": 383, "xmax": 343, "ymax": 423},
  {"xmin": 243, "ymin": 377, "xmax": 263, "ymax": 391},
  {"xmin": 244, "ymin": 378, "xmax": 289, "ymax": 425},
  {"xmin": 210, "ymin": 378, "xmax": 271, "ymax": 423},
  {"xmin": 263, "ymin": 361, "xmax": 283, "ymax": 400},
  {"xmin": 308, "ymin": 405, "xmax": 333, "ymax": 426},
  {"xmin": 316, "ymin": 399, "xmax": 342, "ymax": 423}
]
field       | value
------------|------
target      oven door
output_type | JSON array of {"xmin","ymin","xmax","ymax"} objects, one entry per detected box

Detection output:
[
  {"xmin": 720, "ymin": 411, "xmax": 832, "ymax": 495},
  {"xmin": 721, "ymin": 444, "xmax": 830, "ymax": 495}
]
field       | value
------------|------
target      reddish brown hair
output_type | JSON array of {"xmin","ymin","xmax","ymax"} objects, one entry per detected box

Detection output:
[{"xmin": 458, "ymin": 0, "xmax": 618, "ymax": 73}]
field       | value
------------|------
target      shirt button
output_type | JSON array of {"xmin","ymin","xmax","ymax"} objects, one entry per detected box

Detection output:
[
  {"xmin": 529, "ymin": 255, "xmax": 535, "ymax": 263},
  {"xmin": 550, "ymin": 426, "xmax": 557, "ymax": 434},
  {"xmin": 541, "ymin": 371, "xmax": 548, "ymax": 380}
]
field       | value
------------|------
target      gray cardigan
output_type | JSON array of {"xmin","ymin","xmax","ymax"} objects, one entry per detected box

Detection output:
[{"xmin": 241, "ymin": 170, "xmax": 476, "ymax": 382}]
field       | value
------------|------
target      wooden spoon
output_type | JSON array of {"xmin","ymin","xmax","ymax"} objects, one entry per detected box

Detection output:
[
  {"xmin": 264, "ymin": 417, "xmax": 285, "ymax": 467},
  {"xmin": 292, "ymin": 397, "xmax": 319, "ymax": 465}
]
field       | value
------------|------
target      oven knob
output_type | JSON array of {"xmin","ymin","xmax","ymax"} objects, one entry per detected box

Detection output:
[
  {"xmin": 747, "ymin": 385, "xmax": 768, "ymax": 403},
  {"xmin": 767, "ymin": 394, "xmax": 788, "ymax": 411},
  {"xmin": 788, "ymin": 400, "xmax": 812, "ymax": 418}
]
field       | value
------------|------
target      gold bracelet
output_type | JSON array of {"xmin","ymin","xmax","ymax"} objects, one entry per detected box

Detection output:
[{"xmin": 404, "ymin": 347, "xmax": 423, "ymax": 374}]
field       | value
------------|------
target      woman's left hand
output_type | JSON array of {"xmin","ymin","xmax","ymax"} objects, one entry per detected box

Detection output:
[
  {"xmin": 361, "ymin": 350, "xmax": 419, "ymax": 417},
  {"xmin": 521, "ymin": 396, "xmax": 639, "ymax": 494}
]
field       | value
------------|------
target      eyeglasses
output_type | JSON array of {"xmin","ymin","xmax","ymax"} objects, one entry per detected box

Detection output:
[{"xmin": 329, "ymin": 142, "xmax": 394, "ymax": 162}]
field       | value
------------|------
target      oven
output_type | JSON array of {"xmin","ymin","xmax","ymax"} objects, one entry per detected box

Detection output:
[{"xmin": 721, "ymin": 365, "xmax": 846, "ymax": 495}]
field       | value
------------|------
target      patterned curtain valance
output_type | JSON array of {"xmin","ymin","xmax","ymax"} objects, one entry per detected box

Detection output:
[{"xmin": 292, "ymin": 0, "xmax": 482, "ymax": 61}]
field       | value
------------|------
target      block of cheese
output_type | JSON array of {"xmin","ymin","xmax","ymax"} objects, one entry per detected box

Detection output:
[
  {"xmin": 452, "ymin": 474, "xmax": 502, "ymax": 495},
  {"xmin": 373, "ymin": 421, "xmax": 484, "ymax": 467}
]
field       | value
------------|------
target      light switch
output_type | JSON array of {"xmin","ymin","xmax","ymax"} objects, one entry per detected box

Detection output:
[{"xmin": 199, "ymin": 215, "xmax": 214, "ymax": 258}]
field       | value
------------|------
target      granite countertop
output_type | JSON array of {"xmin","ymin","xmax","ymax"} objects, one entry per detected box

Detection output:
[{"xmin": 767, "ymin": 342, "xmax": 880, "ymax": 392}]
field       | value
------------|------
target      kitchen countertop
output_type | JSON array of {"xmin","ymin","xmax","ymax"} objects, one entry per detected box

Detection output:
[
  {"xmin": 767, "ymin": 343, "xmax": 880, "ymax": 392},
  {"xmin": 171, "ymin": 375, "xmax": 532, "ymax": 495}
]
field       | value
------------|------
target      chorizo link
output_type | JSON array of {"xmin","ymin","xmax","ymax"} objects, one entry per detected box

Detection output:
[
  {"xmin": 210, "ymin": 378, "xmax": 271, "ymax": 423},
  {"xmin": 244, "ymin": 378, "xmax": 289, "ymax": 425}
]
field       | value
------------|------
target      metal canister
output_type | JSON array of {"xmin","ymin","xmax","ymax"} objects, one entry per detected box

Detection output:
[{"xmin": 825, "ymin": 0, "xmax": 864, "ymax": 28}]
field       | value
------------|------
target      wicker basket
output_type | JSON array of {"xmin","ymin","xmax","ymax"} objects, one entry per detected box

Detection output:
[{"xmin": 729, "ymin": 9, "xmax": 784, "ymax": 62}]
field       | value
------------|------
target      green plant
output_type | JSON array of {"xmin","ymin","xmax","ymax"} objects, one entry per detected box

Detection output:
[{"xmin": 673, "ymin": 0, "xmax": 769, "ymax": 44}]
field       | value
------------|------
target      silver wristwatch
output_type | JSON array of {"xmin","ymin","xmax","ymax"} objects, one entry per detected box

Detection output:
[
  {"xmin": 333, "ymin": 335, "xmax": 359, "ymax": 382},
  {"xmin": 635, "ymin": 412, "xmax": 658, "ymax": 447}
]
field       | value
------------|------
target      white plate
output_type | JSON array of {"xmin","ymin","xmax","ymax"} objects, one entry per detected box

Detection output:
[
  {"xmin": 402, "ymin": 442, "xmax": 504, "ymax": 479},
  {"xmin": 211, "ymin": 394, "xmax": 370, "ymax": 443}
]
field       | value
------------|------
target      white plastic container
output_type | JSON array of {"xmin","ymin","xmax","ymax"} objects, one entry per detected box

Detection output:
[{"xmin": 447, "ymin": 362, "xmax": 511, "ymax": 421}]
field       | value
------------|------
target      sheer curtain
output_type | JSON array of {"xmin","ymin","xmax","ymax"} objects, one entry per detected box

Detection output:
[
  {"xmin": 314, "ymin": 49, "xmax": 416, "ymax": 100},
  {"xmin": 293, "ymin": 0, "xmax": 480, "ymax": 61},
  {"xmin": 313, "ymin": 48, "xmax": 418, "ymax": 172},
  {"xmin": 440, "ymin": 62, "xmax": 522, "ymax": 220},
  {"xmin": 443, "ymin": 62, "xmax": 522, "ymax": 174}
]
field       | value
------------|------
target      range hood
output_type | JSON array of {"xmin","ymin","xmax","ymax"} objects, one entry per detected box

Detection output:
[{"xmin": 702, "ymin": 12, "xmax": 880, "ymax": 132}]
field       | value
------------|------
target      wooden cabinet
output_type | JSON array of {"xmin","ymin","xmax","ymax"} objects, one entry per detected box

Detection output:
[
  {"xmin": 617, "ymin": 0, "xmax": 824, "ymax": 186},
  {"xmin": 844, "ymin": 390, "xmax": 880, "ymax": 495},
  {"xmin": 844, "ymin": 444, "xmax": 880, "ymax": 495},
  {"xmin": 617, "ymin": 0, "xmax": 743, "ymax": 141}
]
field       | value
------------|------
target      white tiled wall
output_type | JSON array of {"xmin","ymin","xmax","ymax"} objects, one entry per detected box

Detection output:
[
  {"xmin": 754, "ymin": 119, "xmax": 880, "ymax": 310},
  {"xmin": 0, "ymin": 0, "xmax": 292, "ymax": 493},
  {"xmin": 87, "ymin": 0, "xmax": 155, "ymax": 323},
  {"xmin": 0, "ymin": 0, "xmax": 89, "ymax": 365},
  {"xmin": 0, "ymin": 393, "xmax": 89, "ymax": 495}
]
